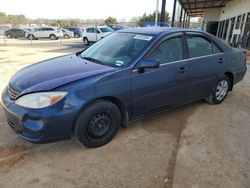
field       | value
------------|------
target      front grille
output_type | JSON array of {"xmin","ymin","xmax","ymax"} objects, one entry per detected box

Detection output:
[
  {"xmin": 8, "ymin": 85, "xmax": 20, "ymax": 100},
  {"xmin": 7, "ymin": 119, "xmax": 23, "ymax": 133}
]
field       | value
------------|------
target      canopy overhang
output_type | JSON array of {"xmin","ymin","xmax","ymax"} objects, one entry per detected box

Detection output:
[{"xmin": 178, "ymin": 0, "xmax": 231, "ymax": 17}]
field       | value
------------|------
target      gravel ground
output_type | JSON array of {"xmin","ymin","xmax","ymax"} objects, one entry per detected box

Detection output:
[{"xmin": 0, "ymin": 43, "xmax": 249, "ymax": 188}]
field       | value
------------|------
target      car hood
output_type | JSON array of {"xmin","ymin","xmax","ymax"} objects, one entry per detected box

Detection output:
[{"xmin": 9, "ymin": 54, "xmax": 115, "ymax": 94}]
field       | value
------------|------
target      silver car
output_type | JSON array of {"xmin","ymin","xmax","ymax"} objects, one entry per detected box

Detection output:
[
  {"xmin": 26, "ymin": 27, "xmax": 63, "ymax": 40},
  {"xmin": 61, "ymin": 29, "xmax": 74, "ymax": 39}
]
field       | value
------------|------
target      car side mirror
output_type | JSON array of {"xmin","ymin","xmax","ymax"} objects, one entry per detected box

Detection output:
[
  {"xmin": 97, "ymin": 30, "xmax": 100, "ymax": 34},
  {"xmin": 139, "ymin": 59, "xmax": 160, "ymax": 69}
]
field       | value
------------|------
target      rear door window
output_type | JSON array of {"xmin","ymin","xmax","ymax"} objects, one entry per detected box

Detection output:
[
  {"xmin": 186, "ymin": 35, "xmax": 213, "ymax": 58},
  {"xmin": 86, "ymin": 28, "xmax": 95, "ymax": 33}
]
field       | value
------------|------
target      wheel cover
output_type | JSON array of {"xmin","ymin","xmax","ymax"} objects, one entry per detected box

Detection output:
[
  {"xmin": 87, "ymin": 112, "xmax": 112, "ymax": 138},
  {"xmin": 215, "ymin": 80, "xmax": 229, "ymax": 101}
]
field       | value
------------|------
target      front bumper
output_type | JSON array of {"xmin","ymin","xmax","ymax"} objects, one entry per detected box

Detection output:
[{"xmin": 1, "ymin": 88, "xmax": 78, "ymax": 143}]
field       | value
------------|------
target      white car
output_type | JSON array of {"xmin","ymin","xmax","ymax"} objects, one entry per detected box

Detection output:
[
  {"xmin": 26, "ymin": 27, "xmax": 63, "ymax": 40},
  {"xmin": 61, "ymin": 29, "xmax": 74, "ymax": 39},
  {"xmin": 82, "ymin": 26, "xmax": 113, "ymax": 45}
]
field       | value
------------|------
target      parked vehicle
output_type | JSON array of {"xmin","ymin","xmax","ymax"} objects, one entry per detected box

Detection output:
[
  {"xmin": 4, "ymin": 29, "xmax": 26, "ymax": 38},
  {"xmin": 61, "ymin": 29, "xmax": 74, "ymax": 39},
  {"xmin": 64, "ymin": 27, "xmax": 82, "ymax": 38},
  {"xmin": 26, "ymin": 27, "xmax": 62, "ymax": 40},
  {"xmin": 82, "ymin": 26, "xmax": 113, "ymax": 45},
  {"xmin": 106, "ymin": 24, "xmax": 127, "ymax": 31},
  {"xmin": 2, "ymin": 28, "xmax": 247, "ymax": 148}
]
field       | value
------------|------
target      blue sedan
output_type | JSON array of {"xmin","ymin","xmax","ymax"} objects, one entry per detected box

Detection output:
[{"xmin": 2, "ymin": 27, "xmax": 247, "ymax": 147}]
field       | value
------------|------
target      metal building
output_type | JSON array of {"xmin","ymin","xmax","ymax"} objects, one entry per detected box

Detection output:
[{"xmin": 173, "ymin": 0, "xmax": 250, "ymax": 50}]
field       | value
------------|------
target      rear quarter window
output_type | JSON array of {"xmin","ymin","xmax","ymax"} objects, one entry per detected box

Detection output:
[{"xmin": 213, "ymin": 43, "xmax": 223, "ymax": 54}]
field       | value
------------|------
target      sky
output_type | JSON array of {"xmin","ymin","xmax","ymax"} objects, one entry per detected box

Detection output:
[
  {"xmin": 1, "ymin": 0, "xmax": 175, "ymax": 21},
  {"xmin": 0, "ymin": 0, "xmax": 176, "ymax": 21}
]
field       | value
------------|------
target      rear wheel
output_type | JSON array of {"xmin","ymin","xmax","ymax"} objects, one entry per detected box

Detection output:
[
  {"xmin": 74, "ymin": 33, "xmax": 80, "ymax": 38},
  {"xmin": 206, "ymin": 75, "xmax": 230, "ymax": 104},
  {"xmin": 28, "ymin": 34, "xmax": 35, "ymax": 40},
  {"xmin": 64, "ymin": 34, "xmax": 69, "ymax": 39},
  {"xmin": 74, "ymin": 100, "xmax": 121, "ymax": 148},
  {"xmin": 83, "ymin": 37, "xmax": 89, "ymax": 46}
]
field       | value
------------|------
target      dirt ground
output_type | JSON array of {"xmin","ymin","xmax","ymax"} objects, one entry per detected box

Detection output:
[{"xmin": 0, "ymin": 42, "xmax": 249, "ymax": 188}]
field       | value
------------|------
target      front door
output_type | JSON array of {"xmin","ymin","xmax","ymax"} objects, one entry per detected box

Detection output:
[{"xmin": 131, "ymin": 33, "xmax": 189, "ymax": 117}]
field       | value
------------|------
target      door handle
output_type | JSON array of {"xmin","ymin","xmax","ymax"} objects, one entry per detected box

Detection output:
[
  {"xmin": 178, "ymin": 67, "xmax": 188, "ymax": 73},
  {"xmin": 218, "ymin": 58, "xmax": 223, "ymax": 64}
]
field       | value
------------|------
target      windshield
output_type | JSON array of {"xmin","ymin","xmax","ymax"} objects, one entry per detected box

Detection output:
[
  {"xmin": 99, "ymin": 27, "xmax": 113, "ymax": 33},
  {"xmin": 80, "ymin": 33, "xmax": 154, "ymax": 67}
]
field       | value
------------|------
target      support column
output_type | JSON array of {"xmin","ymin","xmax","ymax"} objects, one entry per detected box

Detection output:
[
  {"xmin": 188, "ymin": 16, "xmax": 191, "ymax": 28},
  {"xmin": 216, "ymin": 22, "xmax": 221, "ymax": 37},
  {"xmin": 225, "ymin": 20, "xmax": 232, "ymax": 42},
  {"xmin": 179, "ymin": 7, "xmax": 183, "ymax": 28},
  {"xmin": 171, "ymin": 0, "xmax": 177, "ymax": 27},
  {"xmin": 182, "ymin": 12, "xmax": 186, "ymax": 28},
  {"xmin": 160, "ymin": 0, "xmax": 166, "ymax": 25}
]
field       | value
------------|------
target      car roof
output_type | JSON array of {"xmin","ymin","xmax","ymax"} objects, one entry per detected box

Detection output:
[{"xmin": 118, "ymin": 27, "xmax": 206, "ymax": 36}]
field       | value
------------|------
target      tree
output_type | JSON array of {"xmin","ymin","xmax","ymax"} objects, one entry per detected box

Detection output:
[
  {"xmin": 69, "ymin": 19, "xmax": 79, "ymax": 27},
  {"xmin": 138, "ymin": 11, "xmax": 170, "ymax": 25},
  {"xmin": 0, "ymin": 12, "xmax": 7, "ymax": 24},
  {"xmin": 51, "ymin": 19, "xmax": 69, "ymax": 27},
  {"xmin": 105, "ymin": 16, "xmax": 118, "ymax": 24},
  {"xmin": 0, "ymin": 12, "xmax": 26, "ymax": 26}
]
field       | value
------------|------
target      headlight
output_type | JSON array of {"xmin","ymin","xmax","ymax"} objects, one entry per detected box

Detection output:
[{"xmin": 15, "ymin": 92, "xmax": 68, "ymax": 109}]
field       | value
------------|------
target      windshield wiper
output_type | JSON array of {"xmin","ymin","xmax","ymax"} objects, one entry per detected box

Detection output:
[
  {"xmin": 80, "ymin": 56, "xmax": 120, "ymax": 68},
  {"xmin": 81, "ymin": 56, "xmax": 105, "ymax": 65}
]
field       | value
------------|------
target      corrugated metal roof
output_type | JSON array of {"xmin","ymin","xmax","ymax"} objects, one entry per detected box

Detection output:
[{"xmin": 179, "ymin": 0, "xmax": 231, "ymax": 17}]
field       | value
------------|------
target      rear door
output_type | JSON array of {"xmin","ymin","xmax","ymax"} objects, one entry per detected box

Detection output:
[
  {"xmin": 35, "ymin": 28, "xmax": 43, "ymax": 38},
  {"xmin": 44, "ymin": 28, "xmax": 53, "ymax": 37},
  {"xmin": 86, "ymin": 27, "xmax": 97, "ymax": 41},
  {"xmin": 184, "ymin": 32, "xmax": 224, "ymax": 100},
  {"xmin": 131, "ymin": 33, "xmax": 189, "ymax": 116}
]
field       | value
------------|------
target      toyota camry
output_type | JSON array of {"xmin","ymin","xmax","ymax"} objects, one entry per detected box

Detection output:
[{"xmin": 2, "ymin": 27, "xmax": 247, "ymax": 147}]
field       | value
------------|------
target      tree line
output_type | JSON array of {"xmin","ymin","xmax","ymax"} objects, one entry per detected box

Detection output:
[{"xmin": 0, "ymin": 11, "xmax": 170, "ymax": 28}]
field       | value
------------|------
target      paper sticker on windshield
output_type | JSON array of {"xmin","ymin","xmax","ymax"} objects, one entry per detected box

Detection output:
[
  {"xmin": 115, "ymin": 60, "xmax": 124, "ymax": 67},
  {"xmin": 134, "ymin": 35, "xmax": 153, "ymax": 41}
]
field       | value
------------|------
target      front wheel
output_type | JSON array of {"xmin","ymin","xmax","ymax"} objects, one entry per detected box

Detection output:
[
  {"xmin": 50, "ymin": 34, "xmax": 57, "ymax": 40},
  {"xmin": 206, "ymin": 75, "xmax": 230, "ymax": 104},
  {"xmin": 74, "ymin": 100, "xmax": 121, "ymax": 148}
]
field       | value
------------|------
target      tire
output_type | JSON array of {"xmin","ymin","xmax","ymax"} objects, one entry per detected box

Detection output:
[
  {"xmin": 74, "ymin": 100, "xmax": 121, "ymax": 148},
  {"xmin": 28, "ymin": 34, "xmax": 35, "ymax": 40},
  {"xmin": 64, "ymin": 34, "xmax": 69, "ymax": 39},
  {"xmin": 83, "ymin": 37, "xmax": 89, "ymax": 46},
  {"xmin": 206, "ymin": 75, "xmax": 230, "ymax": 105},
  {"xmin": 74, "ymin": 33, "xmax": 80, "ymax": 38},
  {"xmin": 50, "ymin": 34, "xmax": 56, "ymax": 40},
  {"xmin": 7, "ymin": 34, "xmax": 12, "ymax": 38}
]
